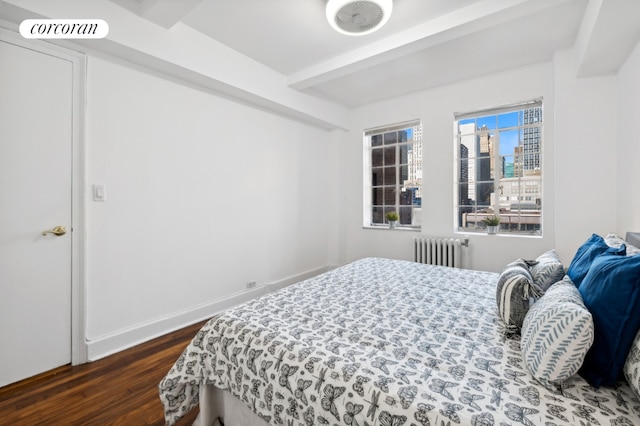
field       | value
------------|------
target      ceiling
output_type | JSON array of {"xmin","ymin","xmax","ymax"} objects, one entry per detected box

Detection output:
[
  {"xmin": 180, "ymin": 0, "xmax": 589, "ymax": 107},
  {"xmin": 182, "ymin": 0, "xmax": 485, "ymax": 76},
  {"xmin": 2, "ymin": 0, "xmax": 640, "ymax": 128}
]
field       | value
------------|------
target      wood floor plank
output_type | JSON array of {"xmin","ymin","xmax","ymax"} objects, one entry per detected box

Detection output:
[{"xmin": 0, "ymin": 320, "xmax": 207, "ymax": 425}]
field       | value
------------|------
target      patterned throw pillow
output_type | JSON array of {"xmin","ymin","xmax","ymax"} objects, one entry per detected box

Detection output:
[
  {"xmin": 606, "ymin": 233, "xmax": 640, "ymax": 256},
  {"xmin": 624, "ymin": 330, "xmax": 640, "ymax": 398},
  {"xmin": 521, "ymin": 276, "xmax": 594, "ymax": 391},
  {"xmin": 496, "ymin": 259, "xmax": 539, "ymax": 339},
  {"xmin": 529, "ymin": 249, "xmax": 565, "ymax": 292}
]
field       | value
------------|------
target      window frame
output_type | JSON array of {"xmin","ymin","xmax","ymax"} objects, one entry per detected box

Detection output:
[
  {"xmin": 363, "ymin": 119, "xmax": 423, "ymax": 230},
  {"xmin": 454, "ymin": 99, "xmax": 543, "ymax": 236}
]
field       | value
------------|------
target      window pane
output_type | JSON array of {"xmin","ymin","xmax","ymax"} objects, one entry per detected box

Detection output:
[
  {"xmin": 524, "ymin": 107, "xmax": 542, "ymax": 124},
  {"xmin": 498, "ymin": 111, "xmax": 518, "ymax": 129},
  {"xmin": 475, "ymin": 157, "xmax": 492, "ymax": 182},
  {"xmin": 459, "ymin": 207, "xmax": 484, "ymax": 230},
  {"xmin": 384, "ymin": 131, "xmax": 397, "ymax": 145},
  {"xmin": 400, "ymin": 164, "xmax": 409, "ymax": 183},
  {"xmin": 372, "ymin": 168, "xmax": 383, "ymax": 186},
  {"xmin": 399, "ymin": 207, "xmax": 412, "ymax": 225},
  {"xmin": 476, "ymin": 181, "xmax": 493, "ymax": 206},
  {"xmin": 524, "ymin": 153, "xmax": 540, "ymax": 173},
  {"xmin": 384, "ymin": 146, "xmax": 395, "ymax": 165},
  {"xmin": 513, "ymin": 154, "xmax": 524, "ymax": 177},
  {"xmin": 501, "ymin": 155, "xmax": 515, "ymax": 178},
  {"xmin": 458, "ymin": 183, "xmax": 471, "ymax": 206},
  {"xmin": 371, "ymin": 148, "xmax": 383, "ymax": 167},
  {"xmin": 400, "ymin": 188, "xmax": 411, "ymax": 205},
  {"xmin": 476, "ymin": 115, "xmax": 496, "ymax": 130},
  {"xmin": 384, "ymin": 187, "xmax": 395, "ymax": 205},
  {"xmin": 372, "ymin": 206, "xmax": 384, "ymax": 224},
  {"xmin": 371, "ymin": 134, "xmax": 383, "ymax": 147},
  {"xmin": 398, "ymin": 130, "xmax": 409, "ymax": 142},
  {"xmin": 499, "ymin": 129, "xmax": 519, "ymax": 156},
  {"xmin": 459, "ymin": 119, "xmax": 476, "ymax": 135},
  {"xmin": 384, "ymin": 167, "xmax": 396, "ymax": 185},
  {"xmin": 399, "ymin": 144, "xmax": 410, "ymax": 164},
  {"xmin": 372, "ymin": 188, "xmax": 383, "ymax": 205}
]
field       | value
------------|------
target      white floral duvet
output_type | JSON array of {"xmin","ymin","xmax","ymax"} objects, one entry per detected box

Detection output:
[{"xmin": 159, "ymin": 257, "xmax": 640, "ymax": 426}]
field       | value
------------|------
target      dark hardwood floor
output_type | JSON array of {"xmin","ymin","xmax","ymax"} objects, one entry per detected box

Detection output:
[{"xmin": 0, "ymin": 320, "xmax": 208, "ymax": 425}]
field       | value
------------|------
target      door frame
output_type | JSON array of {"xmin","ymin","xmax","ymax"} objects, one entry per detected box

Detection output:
[{"xmin": 0, "ymin": 26, "xmax": 87, "ymax": 365}]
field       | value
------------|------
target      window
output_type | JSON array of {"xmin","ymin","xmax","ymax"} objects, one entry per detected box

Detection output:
[
  {"xmin": 454, "ymin": 99, "xmax": 543, "ymax": 235},
  {"xmin": 363, "ymin": 120, "xmax": 422, "ymax": 228}
]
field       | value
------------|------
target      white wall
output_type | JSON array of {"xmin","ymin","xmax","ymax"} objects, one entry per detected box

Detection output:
[
  {"xmin": 85, "ymin": 56, "xmax": 334, "ymax": 358},
  {"xmin": 553, "ymin": 48, "xmax": 618, "ymax": 262},
  {"xmin": 340, "ymin": 62, "xmax": 557, "ymax": 272},
  {"xmin": 617, "ymin": 40, "xmax": 640, "ymax": 234}
]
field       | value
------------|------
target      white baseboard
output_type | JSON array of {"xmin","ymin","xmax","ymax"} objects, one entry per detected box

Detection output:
[
  {"xmin": 264, "ymin": 264, "xmax": 334, "ymax": 292},
  {"xmin": 85, "ymin": 265, "xmax": 332, "ymax": 361}
]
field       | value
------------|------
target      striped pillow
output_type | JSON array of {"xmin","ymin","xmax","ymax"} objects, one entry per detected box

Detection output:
[
  {"xmin": 521, "ymin": 276, "xmax": 594, "ymax": 391},
  {"xmin": 496, "ymin": 259, "xmax": 539, "ymax": 339},
  {"xmin": 529, "ymin": 249, "xmax": 564, "ymax": 292}
]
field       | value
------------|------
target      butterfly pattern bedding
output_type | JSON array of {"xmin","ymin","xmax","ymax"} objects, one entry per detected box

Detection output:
[{"xmin": 159, "ymin": 257, "xmax": 640, "ymax": 426}]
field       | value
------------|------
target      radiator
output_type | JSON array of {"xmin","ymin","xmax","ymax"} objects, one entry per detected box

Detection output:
[{"xmin": 413, "ymin": 236, "xmax": 463, "ymax": 268}]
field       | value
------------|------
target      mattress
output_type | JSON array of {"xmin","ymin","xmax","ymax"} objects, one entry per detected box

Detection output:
[{"xmin": 159, "ymin": 257, "xmax": 640, "ymax": 425}]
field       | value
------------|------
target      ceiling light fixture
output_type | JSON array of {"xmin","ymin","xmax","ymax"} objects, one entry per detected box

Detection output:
[{"xmin": 326, "ymin": 0, "xmax": 393, "ymax": 36}]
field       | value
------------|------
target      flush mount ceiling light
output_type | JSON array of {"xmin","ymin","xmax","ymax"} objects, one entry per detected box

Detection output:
[{"xmin": 326, "ymin": 0, "xmax": 393, "ymax": 36}]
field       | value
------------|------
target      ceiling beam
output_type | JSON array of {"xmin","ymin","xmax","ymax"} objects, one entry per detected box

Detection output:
[
  {"xmin": 138, "ymin": 0, "xmax": 204, "ymax": 29},
  {"xmin": 108, "ymin": 0, "xmax": 204, "ymax": 29},
  {"xmin": 0, "ymin": 0, "xmax": 350, "ymax": 130},
  {"xmin": 288, "ymin": 0, "xmax": 576, "ymax": 90},
  {"xmin": 575, "ymin": 0, "xmax": 640, "ymax": 77}
]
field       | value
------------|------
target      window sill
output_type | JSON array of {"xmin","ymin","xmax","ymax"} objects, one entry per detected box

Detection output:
[
  {"xmin": 363, "ymin": 225, "xmax": 421, "ymax": 232},
  {"xmin": 456, "ymin": 230, "xmax": 542, "ymax": 239}
]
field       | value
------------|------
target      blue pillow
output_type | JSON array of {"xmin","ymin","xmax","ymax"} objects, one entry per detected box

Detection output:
[
  {"xmin": 578, "ymin": 253, "xmax": 640, "ymax": 387},
  {"xmin": 567, "ymin": 234, "xmax": 626, "ymax": 287}
]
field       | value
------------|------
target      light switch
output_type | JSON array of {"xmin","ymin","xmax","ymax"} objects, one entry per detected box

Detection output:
[{"xmin": 93, "ymin": 184, "xmax": 106, "ymax": 202}]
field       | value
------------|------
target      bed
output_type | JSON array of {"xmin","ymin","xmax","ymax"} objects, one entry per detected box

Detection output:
[{"xmin": 159, "ymin": 232, "xmax": 640, "ymax": 426}]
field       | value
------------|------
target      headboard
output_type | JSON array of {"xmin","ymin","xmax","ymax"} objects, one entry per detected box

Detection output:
[{"xmin": 626, "ymin": 232, "xmax": 640, "ymax": 248}]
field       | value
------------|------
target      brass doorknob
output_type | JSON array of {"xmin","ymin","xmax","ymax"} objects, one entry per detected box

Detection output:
[{"xmin": 42, "ymin": 226, "xmax": 67, "ymax": 236}]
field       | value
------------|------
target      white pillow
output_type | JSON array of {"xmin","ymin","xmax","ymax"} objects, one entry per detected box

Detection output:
[
  {"xmin": 521, "ymin": 275, "xmax": 594, "ymax": 391},
  {"xmin": 605, "ymin": 233, "xmax": 640, "ymax": 256}
]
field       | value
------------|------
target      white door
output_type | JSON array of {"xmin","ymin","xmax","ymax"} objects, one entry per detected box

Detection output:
[{"xmin": 0, "ymin": 38, "xmax": 73, "ymax": 387}]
